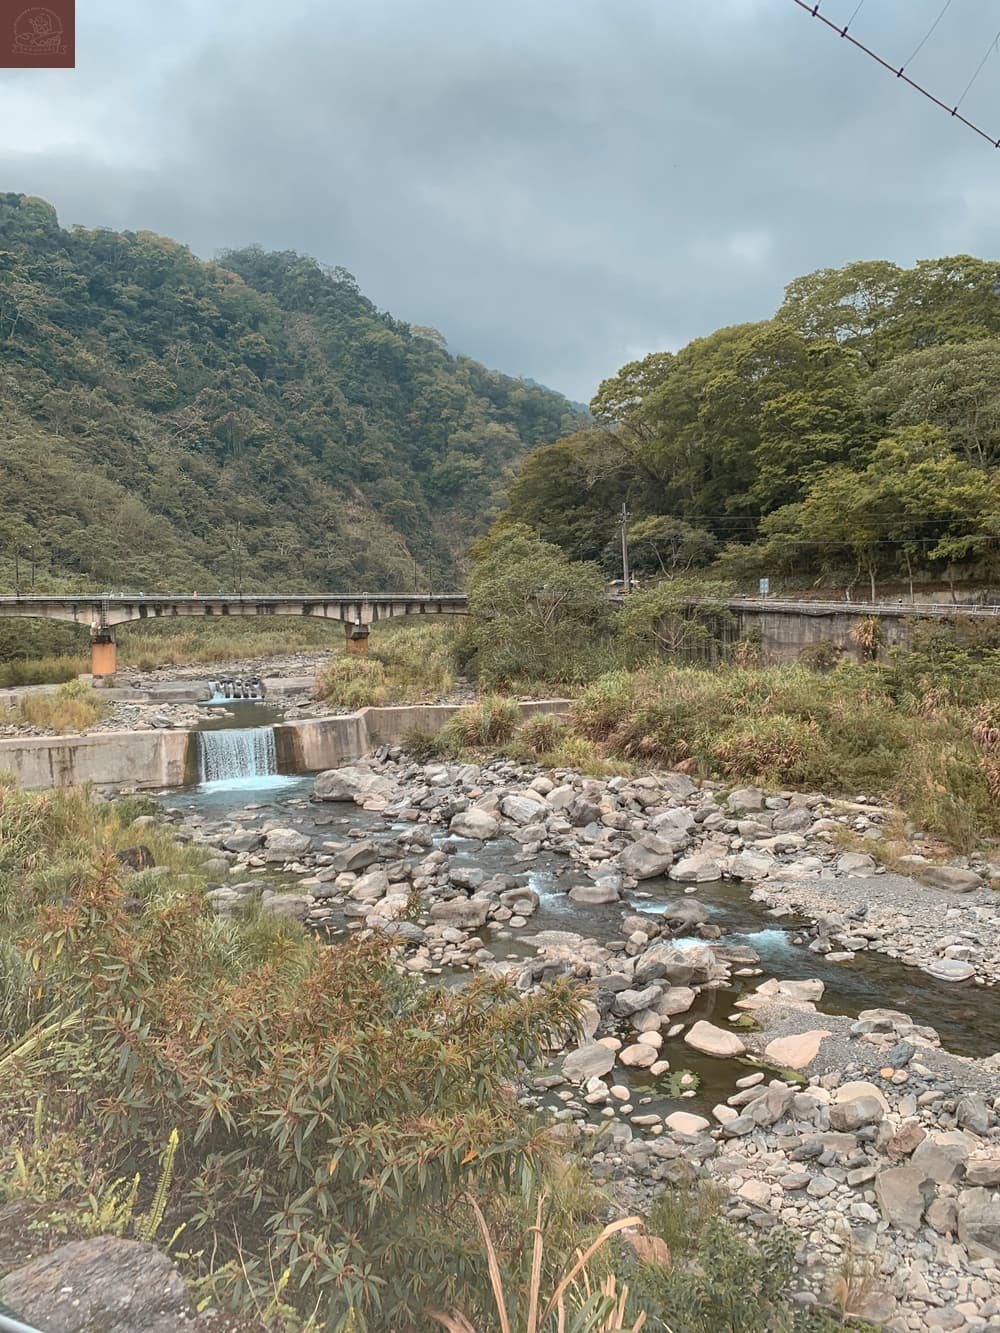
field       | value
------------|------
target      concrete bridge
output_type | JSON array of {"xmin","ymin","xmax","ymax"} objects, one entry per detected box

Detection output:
[{"xmin": 0, "ymin": 593, "xmax": 469, "ymax": 676}]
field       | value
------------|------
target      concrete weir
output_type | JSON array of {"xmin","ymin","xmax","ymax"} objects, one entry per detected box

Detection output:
[{"xmin": 0, "ymin": 700, "xmax": 571, "ymax": 791}]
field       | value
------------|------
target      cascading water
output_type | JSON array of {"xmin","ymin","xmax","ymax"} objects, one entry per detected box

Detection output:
[{"xmin": 197, "ymin": 726, "xmax": 278, "ymax": 784}]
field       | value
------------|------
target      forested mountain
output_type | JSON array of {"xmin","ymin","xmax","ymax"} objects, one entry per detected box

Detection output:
[
  {"xmin": 0, "ymin": 193, "xmax": 584, "ymax": 592},
  {"xmin": 503, "ymin": 257, "xmax": 1000, "ymax": 596}
]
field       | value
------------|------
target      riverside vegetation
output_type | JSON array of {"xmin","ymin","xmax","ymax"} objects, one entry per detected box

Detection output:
[
  {"xmin": 316, "ymin": 526, "xmax": 1000, "ymax": 854},
  {"xmin": 0, "ymin": 781, "xmax": 877, "ymax": 1332}
]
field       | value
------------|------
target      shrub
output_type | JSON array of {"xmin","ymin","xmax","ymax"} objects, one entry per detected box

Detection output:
[
  {"xmin": 710, "ymin": 715, "xmax": 827, "ymax": 786},
  {"xmin": 0, "ymin": 655, "xmax": 86, "ymax": 688},
  {"xmin": 1, "ymin": 838, "xmax": 583, "ymax": 1330},
  {"xmin": 17, "ymin": 681, "xmax": 108, "ymax": 733},
  {"xmin": 316, "ymin": 656, "xmax": 389, "ymax": 708},
  {"xmin": 509, "ymin": 713, "xmax": 572, "ymax": 759},
  {"xmin": 798, "ymin": 641, "xmax": 839, "ymax": 673},
  {"xmin": 625, "ymin": 1192, "xmax": 880, "ymax": 1333},
  {"xmin": 441, "ymin": 696, "xmax": 522, "ymax": 751}
]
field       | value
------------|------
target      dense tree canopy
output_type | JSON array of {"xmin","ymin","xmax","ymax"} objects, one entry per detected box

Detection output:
[
  {"xmin": 502, "ymin": 253, "xmax": 1000, "ymax": 592},
  {"xmin": 0, "ymin": 193, "xmax": 583, "ymax": 593}
]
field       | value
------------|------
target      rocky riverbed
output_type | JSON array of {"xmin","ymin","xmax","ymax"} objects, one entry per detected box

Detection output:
[{"xmin": 144, "ymin": 750, "xmax": 1000, "ymax": 1331}]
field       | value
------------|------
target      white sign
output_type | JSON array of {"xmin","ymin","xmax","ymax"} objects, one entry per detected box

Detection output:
[{"xmin": 759, "ymin": 577, "xmax": 770, "ymax": 597}]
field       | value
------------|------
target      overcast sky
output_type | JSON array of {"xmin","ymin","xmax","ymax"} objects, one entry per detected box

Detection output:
[{"xmin": 1, "ymin": 0, "xmax": 999, "ymax": 402}]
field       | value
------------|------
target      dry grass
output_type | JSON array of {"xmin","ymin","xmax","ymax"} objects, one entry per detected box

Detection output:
[{"xmin": 9, "ymin": 682, "xmax": 109, "ymax": 733}]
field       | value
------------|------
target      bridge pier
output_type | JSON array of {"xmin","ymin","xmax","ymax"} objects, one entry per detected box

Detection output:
[
  {"xmin": 90, "ymin": 627, "xmax": 117, "ymax": 678},
  {"xmin": 345, "ymin": 623, "xmax": 370, "ymax": 656}
]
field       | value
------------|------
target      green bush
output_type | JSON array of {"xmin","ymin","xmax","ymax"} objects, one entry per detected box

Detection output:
[
  {"xmin": 0, "ymin": 790, "xmax": 586, "ymax": 1330},
  {"xmin": 509, "ymin": 712, "xmax": 572, "ymax": 759},
  {"xmin": 440, "ymin": 695, "xmax": 522, "ymax": 752},
  {"xmin": 626, "ymin": 1190, "xmax": 880, "ymax": 1333}
]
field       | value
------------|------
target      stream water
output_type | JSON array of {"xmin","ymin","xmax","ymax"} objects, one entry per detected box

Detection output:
[{"xmin": 165, "ymin": 764, "xmax": 1000, "ymax": 1118}]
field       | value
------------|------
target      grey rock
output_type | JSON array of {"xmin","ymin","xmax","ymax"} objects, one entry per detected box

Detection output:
[
  {"xmin": 910, "ymin": 1137, "xmax": 968, "ymax": 1185},
  {"xmin": 449, "ymin": 808, "xmax": 501, "ymax": 840},
  {"xmin": 222, "ymin": 830, "xmax": 263, "ymax": 853},
  {"xmin": 263, "ymin": 827, "xmax": 312, "ymax": 858},
  {"xmin": 669, "ymin": 850, "xmax": 725, "ymax": 883},
  {"xmin": 262, "ymin": 894, "xmax": 312, "ymax": 921},
  {"xmin": 611, "ymin": 985, "xmax": 663, "ymax": 1018},
  {"xmin": 918, "ymin": 865, "xmax": 985, "ymax": 893},
  {"xmin": 958, "ymin": 1187, "xmax": 1000, "ymax": 1259},
  {"xmin": 957, "ymin": 1094, "xmax": 991, "ymax": 1136},
  {"xmin": 728, "ymin": 787, "xmax": 765, "ymax": 812},
  {"xmin": 923, "ymin": 958, "xmax": 976, "ymax": 982},
  {"xmin": 332, "ymin": 840, "xmax": 379, "ymax": 873},
  {"xmin": 634, "ymin": 941, "xmax": 720, "ymax": 987},
  {"xmin": 618, "ymin": 836, "xmax": 675, "ymax": 880},
  {"xmin": 313, "ymin": 765, "xmax": 395, "ymax": 803},
  {"xmin": 500, "ymin": 794, "xmax": 548, "ymax": 825},
  {"xmin": 429, "ymin": 898, "xmax": 490, "ymax": 930},
  {"xmin": 562, "ymin": 1043, "xmax": 616, "ymax": 1082},
  {"xmin": 568, "ymin": 883, "xmax": 620, "ymax": 906},
  {"xmin": 874, "ymin": 1165, "xmax": 935, "ymax": 1233},
  {"xmin": 0, "ymin": 1236, "xmax": 194, "ymax": 1333},
  {"xmin": 829, "ymin": 1096, "xmax": 885, "ymax": 1133}
]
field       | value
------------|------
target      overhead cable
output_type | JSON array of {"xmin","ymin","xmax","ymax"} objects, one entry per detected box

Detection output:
[{"xmin": 792, "ymin": 0, "xmax": 1000, "ymax": 150}]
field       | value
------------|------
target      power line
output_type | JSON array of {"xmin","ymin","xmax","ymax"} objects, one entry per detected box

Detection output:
[
  {"xmin": 902, "ymin": 0, "xmax": 953, "ymax": 70},
  {"xmin": 954, "ymin": 25, "xmax": 1000, "ymax": 111},
  {"xmin": 792, "ymin": 0, "xmax": 1000, "ymax": 150}
]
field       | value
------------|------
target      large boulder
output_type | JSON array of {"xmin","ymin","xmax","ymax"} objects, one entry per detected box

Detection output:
[
  {"xmin": 313, "ymin": 765, "xmax": 395, "ymax": 803},
  {"xmin": 669, "ymin": 851, "xmax": 725, "ymax": 883},
  {"xmin": 763, "ymin": 1029, "xmax": 831, "ymax": 1071},
  {"xmin": 683, "ymin": 1020, "xmax": 746, "ymax": 1058},
  {"xmin": 660, "ymin": 899, "xmax": 709, "ymax": 932},
  {"xmin": 262, "ymin": 894, "xmax": 312, "ymax": 921},
  {"xmin": 500, "ymin": 793, "xmax": 548, "ymax": 825},
  {"xmin": 923, "ymin": 958, "xmax": 976, "ymax": 982},
  {"xmin": 634, "ymin": 941, "xmax": 719, "ymax": 987},
  {"xmin": 263, "ymin": 828, "xmax": 312, "ymax": 859},
  {"xmin": 429, "ymin": 897, "xmax": 490, "ymax": 930},
  {"xmin": 0, "ymin": 1236, "xmax": 195, "ymax": 1333},
  {"xmin": 655, "ymin": 985, "xmax": 697, "ymax": 1017},
  {"xmin": 449, "ymin": 808, "xmax": 500, "ymax": 840},
  {"xmin": 918, "ymin": 865, "xmax": 984, "ymax": 893},
  {"xmin": 874, "ymin": 1166, "xmax": 935, "ymax": 1233},
  {"xmin": 332, "ymin": 840, "xmax": 379, "ymax": 873},
  {"xmin": 618, "ymin": 835, "xmax": 676, "ymax": 880},
  {"xmin": 568, "ymin": 883, "xmax": 620, "ymax": 906},
  {"xmin": 562, "ymin": 1042, "xmax": 615, "ymax": 1081},
  {"xmin": 957, "ymin": 1188, "xmax": 1000, "ymax": 1259}
]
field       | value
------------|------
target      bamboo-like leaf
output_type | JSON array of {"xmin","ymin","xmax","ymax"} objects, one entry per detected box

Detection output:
[
  {"xmin": 538, "ymin": 1216, "xmax": 641, "ymax": 1328},
  {"xmin": 525, "ymin": 1190, "xmax": 547, "ymax": 1333},
  {"xmin": 465, "ymin": 1194, "xmax": 512, "ymax": 1333}
]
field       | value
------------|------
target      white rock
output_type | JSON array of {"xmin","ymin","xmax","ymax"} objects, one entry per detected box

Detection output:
[{"xmin": 683, "ymin": 1020, "xmax": 746, "ymax": 1058}]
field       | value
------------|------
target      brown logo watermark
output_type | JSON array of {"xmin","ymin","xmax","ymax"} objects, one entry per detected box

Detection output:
[{"xmin": 2, "ymin": 1, "xmax": 74, "ymax": 68}]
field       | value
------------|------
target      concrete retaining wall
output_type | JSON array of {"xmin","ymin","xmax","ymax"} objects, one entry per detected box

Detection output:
[
  {"xmin": 0, "ymin": 699, "xmax": 571, "ymax": 791},
  {"xmin": 0, "ymin": 730, "xmax": 192, "ymax": 790},
  {"xmin": 732, "ymin": 605, "xmax": 912, "ymax": 664}
]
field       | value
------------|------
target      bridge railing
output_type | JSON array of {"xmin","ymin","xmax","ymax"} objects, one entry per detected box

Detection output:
[{"xmin": 725, "ymin": 596, "xmax": 1000, "ymax": 618}]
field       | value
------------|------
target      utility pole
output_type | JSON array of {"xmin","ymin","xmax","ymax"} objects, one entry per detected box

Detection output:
[
  {"xmin": 619, "ymin": 503, "xmax": 631, "ymax": 595},
  {"xmin": 13, "ymin": 546, "xmax": 20, "ymax": 595}
]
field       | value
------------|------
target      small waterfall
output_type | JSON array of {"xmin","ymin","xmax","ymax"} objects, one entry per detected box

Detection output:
[
  {"xmin": 205, "ymin": 678, "xmax": 267, "ymax": 704},
  {"xmin": 197, "ymin": 726, "xmax": 278, "ymax": 784}
]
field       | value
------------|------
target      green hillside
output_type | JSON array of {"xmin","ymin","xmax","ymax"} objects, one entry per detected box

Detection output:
[{"xmin": 0, "ymin": 192, "xmax": 584, "ymax": 594}]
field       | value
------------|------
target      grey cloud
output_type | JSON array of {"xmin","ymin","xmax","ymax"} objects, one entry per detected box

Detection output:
[{"xmin": 1, "ymin": 0, "xmax": 998, "ymax": 400}]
